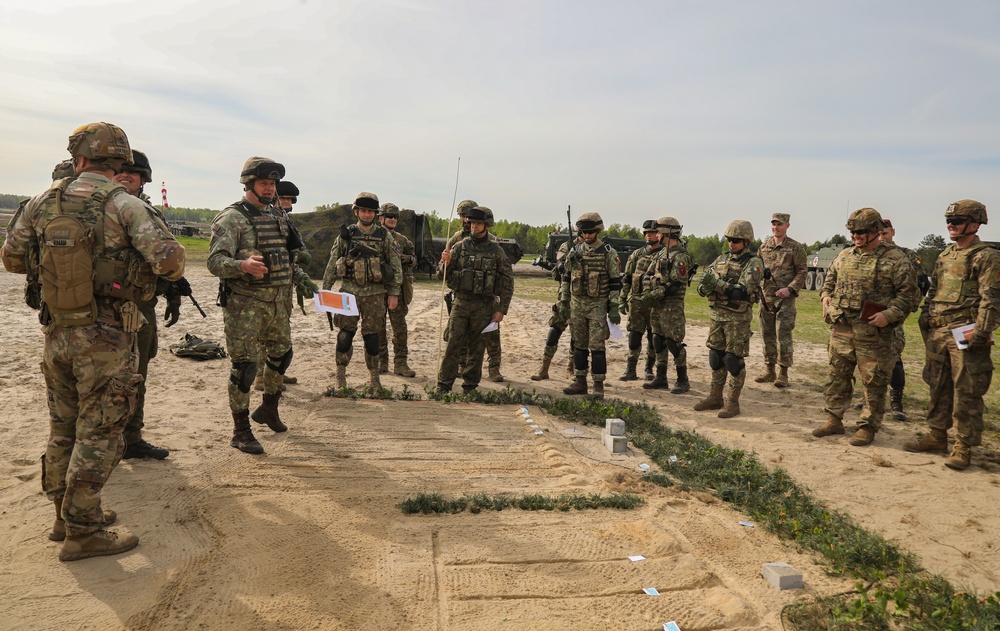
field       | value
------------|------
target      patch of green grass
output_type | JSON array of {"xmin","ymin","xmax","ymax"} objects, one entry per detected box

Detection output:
[
  {"xmin": 177, "ymin": 235, "xmax": 210, "ymax": 261},
  {"xmin": 325, "ymin": 383, "xmax": 421, "ymax": 400},
  {"xmin": 398, "ymin": 491, "xmax": 643, "ymax": 514}
]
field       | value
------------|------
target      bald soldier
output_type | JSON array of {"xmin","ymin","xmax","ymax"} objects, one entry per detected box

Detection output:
[{"xmin": 755, "ymin": 212, "xmax": 807, "ymax": 388}]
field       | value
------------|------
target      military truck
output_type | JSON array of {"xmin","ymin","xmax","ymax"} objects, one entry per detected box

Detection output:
[
  {"xmin": 532, "ymin": 231, "xmax": 645, "ymax": 273},
  {"xmin": 803, "ymin": 245, "xmax": 848, "ymax": 290},
  {"xmin": 427, "ymin": 236, "xmax": 523, "ymax": 271}
]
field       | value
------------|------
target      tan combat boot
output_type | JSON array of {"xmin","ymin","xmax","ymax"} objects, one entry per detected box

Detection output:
[
  {"xmin": 282, "ymin": 375, "xmax": 298, "ymax": 384},
  {"xmin": 848, "ymin": 426, "xmax": 876, "ymax": 446},
  {"xmin": 773, "ymin": 365, "xmax": 789, "ymax": 388},
  {"xmin": 754, "ymin": 364, "xmax": 776, "ymax": 383},
  {"xmin": 693, "ymin": 381, "xmax": 725, "ymax": 411},
  {"xmin": 903, "ymin": 428, "xmax": 948, "ymax": 453},
  {"xmin": 563, "ymin": 375, "xmax": 588, "ymax": 396},
  {"xmin": 488, "ymin": 366, "xmax": 505, "ymax": 383},
  {"xmin": 717, "ymin": 384, "xmax": 742, "ymax": 418},
  {"xmin": 944, "ymin": 442, "xmax": 972, "ymax": 470},
  {"xmin": 393, "ymin": 358, "xmax": 416, "ymax": 378},
  {"xmin": 50, "ymin": 498, "xmax": 117, "ymax": 542},
  {"xmin": 530, "ymin": 355, "xmax": 553, "ymax": 381},
  {"xmin": 811, "ymin": 416, "xmax": 846, "ymax": 437},
  {"xmin": 335, "ymin": 365, "xmax": 347, "ymax": 389},
  {"xmin": 378, "ymin": 354, "xmax": 389, "ymax": 374},
  {"xmin": 59, "ymin": 527, "xmax": 139, "ymax": 562}
]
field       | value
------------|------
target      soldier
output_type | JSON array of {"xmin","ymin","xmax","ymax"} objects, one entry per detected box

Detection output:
[
  {"xmin": 323, "ymin": 192, "xmax": 402, "ymax": 389},
  {"xmin": 444, "ymin": 200, "xmax": 505, "ymax": 382},
  {"xmin": 209, "ymin": 157, "xmax": 311, "ymax": 455},
  {"xmin": 694, "ymin": 220, "xmax": 763, "ymax": 418},
  {"xmin": 875, "ymin": 219, "xmax": 929, "ymax": 420},
  {"xmin": 530, "ymin": 236, "xmax": 577, "ymax": 381},
  {"xmin": 618, "ymin": 220, "xmax": 663, "ymax": 382},
  {"xmin": 2, "ymin": 122, "xmax": 185, "ymax": 560},
  {"xmin": 378, "ymin": 202, "xmax": 417, "ymax": 377},
  {"xmin": 811, "ymin": 208, "xmax": 918, "ymax": 446},
  {"xmin": 109, "ymin": 149, "xmax": 190, "ymax": 460},
  {"xmin": 905, "ymin": 200, "xmax": 1000, "ymax": 469},
  {"xmin": 437, "ymin": 206, "xmax": 514, "ymax": 393},
  {"xmin": 560, "ymin": 212, "xmax": 622, "ymax": 400},
  {"xmin": 644, "ymin": 216, "xmax": 695, "ymax": 393},
  {"xmin": 754, "ymin": 212, "xmax": 808, "ymax": 388}
]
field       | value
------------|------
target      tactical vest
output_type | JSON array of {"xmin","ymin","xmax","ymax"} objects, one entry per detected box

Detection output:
[
  {"xmin": 654, "ymin": 247, "xmax": 689, "ymax": 297},
  {"xmin": 569, "ymin": 242, "xmax": 612, "ymax": 299},
  {"xmin": 708, "ymin": 252, "xmax": 756, "ymax": 312},
  {"xmin": 343, "ymin": 225, "xmax": 387, "ymax": 286},
  {"xmin": 833, "ymin": 247, "xmax": 895, "ymax": 311},
  {"xmin": 233, "ymin": 203, "xmax": 292, "ymax": 288},
  {"xmin": 631, "ymin": 246, "xmax": 662, "ymax": 294},
  {"xmin": 456, "ymin": 242, "xmax": 500, "ymax": 297},
  {"xmin": 36, "ymin": 177, "xmax": 154, "ymax": 327},
  {"xmin": 929, "ymin": 242, "xmax": 989, "ymax": 324}
]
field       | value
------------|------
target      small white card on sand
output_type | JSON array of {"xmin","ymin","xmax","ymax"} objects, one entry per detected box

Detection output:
[
  {"xmin": 643, "ymin": 587, "xmax": 660, "ymax": 596},
  {"xmin": 628, "ymin": 555, "xmax": 645, "ymax": 562}
]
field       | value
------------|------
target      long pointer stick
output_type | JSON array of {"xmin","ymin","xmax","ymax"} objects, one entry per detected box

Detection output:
[{"xmin": 436, "ymin": 158, "xmax": 461, "ymax": 374}]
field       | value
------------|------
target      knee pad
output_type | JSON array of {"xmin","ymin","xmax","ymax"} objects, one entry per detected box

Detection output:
[
  {"xmin": 229, "ymin": 361, "xmax": 257, "ymax": 393},
  {"xmin": 362, "ymin": 333, "xmax": 380, "ymax": 356},
  {"xmin": 628, "ymin": 330, "xmax": 644, "ymax": 351},
  {"xmin": 665, "ymin": 338, "xmax": 682, "ymax": 358},
  {"xmin": 708, "ymin": 348, "xmax": 725, "ymax": 371},
  {"xmin": 651, "ymin": 334, "xmax": 666, "ymax": 354},
  {"xmin": 891, "ymin": 360, "xmax": 906, "ymax": 390},
  {"xmin": 336, "ymin": 329, "xmax": 356, "ymax": 354},
  {"xmin": 573, "ymin": 347, "xmax": 589, "ymax": 371},
  {"xmin": 546, "ymin": 326, "xmax": 564, "ymax": 348},
  {"xmin": 266, "ymin": 348, "xmax": 293, "ymax": 375},
  {"xmin": 723, "ymin": 353, "xmax": 744, "ymax": 377},
  {"xmin": 591, "ymin": 350, "xmax": 607, "ymax": 375}
]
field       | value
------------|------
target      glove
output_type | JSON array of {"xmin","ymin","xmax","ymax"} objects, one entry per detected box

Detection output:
[
  {"xmin": 296, "ymin": 249, "xmax": 312, "ymax": 267},
  {"xmin": 725, "ymin": 285, "xmax": 750, "ymax": 302},
  {"xmin": 663, "ymin": 283, "xmax": 681, "ymax": 297},
  {"xmin": 966, "ymin": 331, "xmax": 991, "ymax": 352},
  {"xmin": 163, "ymin": 295, "xmax": 181, "ymax": 327},
  {"xmin": 297, "ymin": 276, "xmax": 319, "ymax": 299},
  {"xmin": 173, "ymin": 277, "xmax": 193, "ymax": 297},
  {"xmin": 619, "ymin": 301, "xmax": 629, "ymax": 315},
  {"xmin": 699, "ymin": 271, "xmax": 718, "ymax": 294},
  {"xmin": 608, "ymin": 307, "xmax": 621, "ymax": 325}
]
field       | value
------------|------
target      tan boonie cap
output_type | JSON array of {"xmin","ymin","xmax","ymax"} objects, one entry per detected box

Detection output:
[{"xmin": 771, "ymin": 212, "xmax": 790, "ymax": 224}]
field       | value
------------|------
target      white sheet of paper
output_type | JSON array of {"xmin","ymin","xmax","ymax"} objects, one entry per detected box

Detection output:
[
  {"xmin": 952, "ymin": 323, "xmax": 993, "ymax": 349},
  {"xmin": 607, "ymin": 319, "xmax": 623, "ymax": 340},
  {"xmin": 482, "ymin": 321, "xmax": 499, "ymax": 334},
  {"xmin": 628, "ymin": 555, "xmax": 646, "ymax": 562},
  {"xmin": 314, "ymin": 290, "xmax": 359, "ymax": 316},
  {"xmin": 663, "ymin": 622, "xmax": 682, "ymax": 631}
]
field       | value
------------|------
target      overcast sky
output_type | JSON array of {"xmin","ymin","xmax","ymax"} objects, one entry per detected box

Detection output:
[{"xmin": 2, "ymin": 0, "xmax": 999, "ymax": 246}]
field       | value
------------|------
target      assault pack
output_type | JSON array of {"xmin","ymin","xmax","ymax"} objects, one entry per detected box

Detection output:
[{"xmin": 169, "ymin": 333, "xmax": 227, "ymax": 360}]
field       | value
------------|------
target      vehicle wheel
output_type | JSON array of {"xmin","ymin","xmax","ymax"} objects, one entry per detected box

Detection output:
[
  {"xmin": 804, "ymin": 271, "xmax": 815, "ymax": 291},
  {"xmin": 815, "ymin": 271, "xmax": 825, "ymax": 290}
]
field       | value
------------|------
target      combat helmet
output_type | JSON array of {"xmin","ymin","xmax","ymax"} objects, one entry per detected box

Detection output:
[
  {"xmin": 945, "ymin": 199, "xmax": 988, "ymax": 225},
  {"xmin": 277, "ymin": 181, "xmax": 299, "ymax": 203},
  {"xmin": 51, "ymin": 159, "xmax": 75, "ymax": 181},
  {"xmin": 66, "ymin": 122, "xmax": 133, "ymax": 171},
  {"xmin": 353, "ymin": 191, "xmax": 380, "ymax": 211},
  {"xmin": 240, "ymin": 156, "xmax": 284, "ymax": 185},
  {"xmin": 845, "ymin": 208, "xmax": 885, "ymax": 233},
  {"xmin": 380, "ymin": 202, "xmax": 400, "ymax": 217},
  {"xmin": 122, "ymin": 149, "xmax": 152, "ymax": 182},
  {"xmin": 576, "ymin": 212, "xmax": 604, "ymax": 233},
  {"xmin": 457, "ymin": 199, "xmax": 479, "ymax": 216},
  {"xmin": 657, "ymin": 216, "xmax": 682, "ymax": 238},
  {"xmin": 724, "ymin": 220, "xmax": 754, "ymax": 241},
  {"xmin": 466, "ymin": 205, "xmax": 495, "ymax": 228}
]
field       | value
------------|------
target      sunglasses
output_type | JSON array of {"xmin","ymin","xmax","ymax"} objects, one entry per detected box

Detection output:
[
  {"xmin": 945, "ymin": 217, "xmax": 969, "ymax": 226},
  {"xmin": 849, "ymin": 229, "xmax": 872, "ymax": 236},
  {"xmin": 725, "ymin": 236, "xmax": 743, "ymax": 243},
  {"xmin": 581, "ymin": 230, "xmax": 599, "ymax": 235},
  {"xmin": 382, "ymin": 214, "xmax": 399, "ymax": 219}
]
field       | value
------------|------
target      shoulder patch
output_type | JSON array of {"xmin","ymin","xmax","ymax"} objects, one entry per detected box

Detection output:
[{"xmin": 212, "ymin": 223, "xmax": 226, "ymax": 236}]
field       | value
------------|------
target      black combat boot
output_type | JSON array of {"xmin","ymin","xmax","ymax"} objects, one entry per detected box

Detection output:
[
  {"xmin": 251, "ymin": 392, "xmax": 288, "ymax": 432},
  {"xmin": 231, "ymin": 410, "xmax": 264, "ymax": 454},
  {"xmin": 123, "ymin": 438, "xmax": 169, "ymax": 460},
  {"xmin": 619, "ymin": 357, "xmax": 639, "ymax": 381},
  {"xmin": 643, "ymin": 364, "xmax": 669, "ymax": 390},
  {"xmin": 670, "ymin": 366, "xmax": 690, "ymax": 394},
  {"xmin": 643, "ymin": 355, "xmax": 655, "ymax": 381},
  {"xmin": 563, "ymin": 375, "xmax": 588, "ymax": 395}
]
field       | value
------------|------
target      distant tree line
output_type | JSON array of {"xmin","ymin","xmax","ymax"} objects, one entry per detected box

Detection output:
[
  {"xmin": 0, "ymin": 193, "xmax": 27, "ymax": 209},
  {"xmin": 157, "ymin": 206, "xmax": 218, "ymax": 223}
]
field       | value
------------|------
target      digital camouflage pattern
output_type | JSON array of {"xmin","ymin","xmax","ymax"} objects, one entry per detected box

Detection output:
[
  {"xmin": 444, "ymin": 227, "xmax": 503, "ymax": 371},
  {"xmin": 920, "ymin": 235, "xmax": 1000, "ymax": 446},
  {"xmin": 621, "ymin": 244, "xmax": 662, "ymax": 352},
  {"xmin": 379, "ymin": 228, "xmax": 416, "ymax": 366},
  {"xmin": 322, "ymin": 223, "xmax": 402, "ymax": 298},
  {"xmin": 820, "ymin": 242, "xmax": 918, "ymax": 431},
  {"xmin": 649, "ymin": 242, "xmax": 694, "ymax": 369},
  {"xmin": 437, "ymin": 234, "xmax": 514, "ymax": 391},
  {"xmin": 2, "ymin": 171, "xmax": 185, "ymax": 537},
  {"xmin": 562, "ymin": 237, "xmax": 621, "ymax": 380},
  {"xmin": 758, "ymin": 235, "xmax": 807, "ymax": 367}
]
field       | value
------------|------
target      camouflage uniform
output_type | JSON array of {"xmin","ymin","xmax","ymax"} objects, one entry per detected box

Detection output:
[
  {"xmin": 817, "ymin": 222, "xmax": 917, "ymax": 444},
  {"xmin": 446, "ymin": 227, "xmax": 504, "ymax": 378},
  {"xmin": 378, "ymin": 209, "xmax": 417, "ymax": 376},
  {"xmin": 322, "ymin": 198, "xmax": 402, "ymax": 387},
  {"xmin": 619, "ymin": 241, "xmax": 661, "ymax": 380},
  {"xmin": 695, "ymin": 225, "xmax": 764, "ymax": 418},
  {"xmin": 209, "ymin": 195, "xmax": 306, "ymax": 417},
  {"xmin": 530, "ymin": 238, "xmax": 575, "ymax": 381},
  {"xmin": 646, "ymin": 237, "xmax": 695, "ymax": 392},
  {"xmin": 561, "ymin": 216, "xmax": 622, "ymax": 398},
  {"xmin": 2, "ymin": 168, "xmax": 185, "ymax": 541},
  {"xmin": 757, "ymin": 229, "xmax": 807, "ymax": 374},
  {"xmin": 906, "ymin": 201, "xmax": 1000, "ymax": 468},
  {"xmin": 437, "ymin": 209, "xmax": 514, "ymax": 392}
]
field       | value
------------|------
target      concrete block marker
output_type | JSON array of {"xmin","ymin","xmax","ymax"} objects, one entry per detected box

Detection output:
[
  {"xmin": 762, "ymin": 562, "xmax": 803, "ymax": 590},
  {"xmin": 605, "ymin": 418, "xmax": 625, "ymax": 436},
  {"xmin": 603, "ymin": 431, "xmax": 627, "ymax": 453}
]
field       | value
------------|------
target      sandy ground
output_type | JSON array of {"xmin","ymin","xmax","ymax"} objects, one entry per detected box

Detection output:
[{"xmin": 1, "ymin": 264, "xmax": 999, "ymax": 631}]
